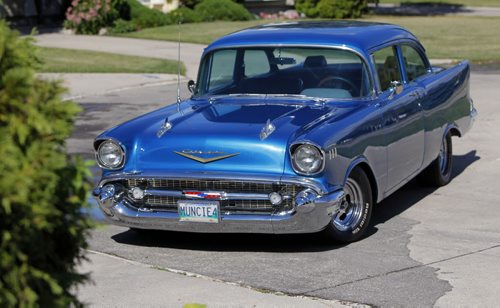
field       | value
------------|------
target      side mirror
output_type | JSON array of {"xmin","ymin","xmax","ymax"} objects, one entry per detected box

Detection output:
[
  {"xmin": 187, "ymin": 80, "xmax": 196, "ymax": 94},
  {"xmin": 388, "ymin": 80, "xmax": 403, "ymax": 99}
]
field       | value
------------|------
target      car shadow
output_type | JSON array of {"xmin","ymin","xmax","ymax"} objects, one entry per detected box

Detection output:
[
  {"xmin": 372, "ymin": 150, "xmax": 480, "ymax": 225},
  {"xmin": 110, "ymin": 150, "xmax": 479, "ymax": 252},
  {"xmin": 373, "ymin": 2, "xmax": 471, "ymax": 16}
]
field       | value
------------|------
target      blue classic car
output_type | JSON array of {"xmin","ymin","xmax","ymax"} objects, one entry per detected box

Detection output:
[{"xmin": 93, "ymin": 21, "xmax": 476, "ymax": 242}]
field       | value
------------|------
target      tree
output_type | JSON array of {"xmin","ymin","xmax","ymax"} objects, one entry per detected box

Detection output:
[{"xmin": 0, "ymin": 20, "xmax": 92, "ymax": 307}]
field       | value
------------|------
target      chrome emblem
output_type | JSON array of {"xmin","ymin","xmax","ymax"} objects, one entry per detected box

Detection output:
[
  {"xmin": 260, "ymin": 118, "xmax": 276, "ymax": 140},
  {"xmin": 184, "ymin": 191, "xmax": 222, "ymax": 199},
  {"xmin": 175, "ymin": 150, "xmax": 239, "ymax": 163}
]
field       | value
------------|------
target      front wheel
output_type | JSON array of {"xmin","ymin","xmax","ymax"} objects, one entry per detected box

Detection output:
[
  {"xmin": 321, "ymin": 167, "xmax": 373, "ymax": 243},
  {"xmin": 418, "ymin": 132, "xmax": 453, "ymax": 187}
]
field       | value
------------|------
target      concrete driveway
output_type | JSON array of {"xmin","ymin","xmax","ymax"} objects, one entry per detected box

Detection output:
[{"xmin": 73, "ymin": 71, "xmax": 500, "ymax": 306}]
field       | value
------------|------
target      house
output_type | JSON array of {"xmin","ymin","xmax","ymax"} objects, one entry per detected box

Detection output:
[{"xmin": 137, "ymin": 0, "xmax": 180, "ymax": 13}]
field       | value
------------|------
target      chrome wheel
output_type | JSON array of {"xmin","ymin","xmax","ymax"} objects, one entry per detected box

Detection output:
[
  {"xmin": 417, "ymin": 132, "xmax": 453, "ymax": 187},
  {"xmin": 322, "ymin": 167, "xmax": 372, "ymax": 243},
  {"xmin": 438, "ymin": 136, "xmax": 449, "ymax": 174},
  {"xmin": 332, "ymin": 178, "xmax": 365, "ymax": 231}
]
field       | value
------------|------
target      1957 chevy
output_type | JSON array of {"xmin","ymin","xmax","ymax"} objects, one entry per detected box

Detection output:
[{"xmin": 93, "ymin": 21, "xmax": 476, "ymax": 242}]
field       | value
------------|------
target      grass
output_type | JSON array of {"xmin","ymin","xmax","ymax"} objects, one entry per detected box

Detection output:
[
  {"xmin": 367, "ymin": 15, "xmax": 500, "ymax": 62},
  {"xmin": 379, "ymin": 0, "xmax": 500, "ymax": 7},
  {"xmin": 112, "ymin": 16, "xmax": 500, "ymax": 63},
  {"xmin": 38, "ymin": 47, "xmax": 185, "ymax": 74},
  {"xmin": 112, "ymin": 20, "xmax": 268, "ymax": 45}
]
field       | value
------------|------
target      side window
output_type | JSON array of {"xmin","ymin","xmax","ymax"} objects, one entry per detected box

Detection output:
[
  {"xmin": 208, "ymin": 49, "xmax": 236, "ymax": 91},
  {"xmin": 401, "ymin": 45, "xmax": 428, "ymax": 82},
  {"xmin": 244, "ymin": 50, "xmax": 270, "ymax": 77},
  {"xmin": 372, "ymin": 46, "xmax": 401, "ymax": 92}
]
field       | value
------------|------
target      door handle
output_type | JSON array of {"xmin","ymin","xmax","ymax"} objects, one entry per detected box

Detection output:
[{"xmin": 409, "ymin": 92, "xmax": 420, "ymax": 98}]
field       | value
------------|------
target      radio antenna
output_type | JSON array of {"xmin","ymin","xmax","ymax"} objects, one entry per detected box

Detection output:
[{"xmin": 176, "ymin": 20, "xmax": 181, "ymax": 113}]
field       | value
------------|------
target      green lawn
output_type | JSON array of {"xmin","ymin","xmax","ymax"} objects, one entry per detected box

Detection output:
[
  {"xmin": 113, "ymin": 20, "xmax": 267, "ymax": 45},
  {"xmin": 367, "ymin": 15, "xmax": 500, "ymax": 62},
  {"xmin": 38, "ymin": 47, "xmax": 185, "ymax": 74},
  {"xmin": 379, "ymin": 0, "xmax": 500, "ymax": 7},
  {"xmin": 112, "ymin": 16, "xmax": 500, "ymax": 63}
]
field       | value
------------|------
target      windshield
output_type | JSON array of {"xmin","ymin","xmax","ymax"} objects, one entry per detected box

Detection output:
[{"xmin": 195, "ymin": 47, "xmax": 372, "ymax": 99}]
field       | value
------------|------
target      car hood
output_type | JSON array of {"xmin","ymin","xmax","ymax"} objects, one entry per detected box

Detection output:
[{"xmin": 99, "ymin": 96, "xmax": 357, "ymax": 176}]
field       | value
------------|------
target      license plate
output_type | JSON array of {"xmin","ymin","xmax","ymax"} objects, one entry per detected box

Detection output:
[{"xmin": 177, "ymin": 200, "xmax": 219, "ymax": 223}]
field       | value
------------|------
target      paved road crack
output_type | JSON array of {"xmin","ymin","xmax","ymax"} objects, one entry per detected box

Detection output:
[{"xmin": 298, "ymin": 244, "xmax": 500, "ymax": 295}]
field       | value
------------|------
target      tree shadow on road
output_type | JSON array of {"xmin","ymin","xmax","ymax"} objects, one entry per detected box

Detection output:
[
  {"xmin": 373, "ymin": 2, "xmax": 471, "ymax": 16},
  {"xmin": 110, "ymin": 150, "xmax": 479, "ymax": 252}
]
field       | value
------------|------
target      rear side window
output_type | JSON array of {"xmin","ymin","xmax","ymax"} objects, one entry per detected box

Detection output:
[
  {"xmin": 372, "ymin": 46, "xmax": 401, "ymax": 92},
  {"xmin": 208, "ymin": 49, "xmax": 236, "ymax": 91},
  {"xmin": 401, "ymin": 45, "xmax": 428, "ymax": 82}
]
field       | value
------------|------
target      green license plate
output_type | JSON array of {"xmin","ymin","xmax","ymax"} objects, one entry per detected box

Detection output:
[{"xmin": 177, "ymin": 200, "xmax": 219, "ymax": 223}]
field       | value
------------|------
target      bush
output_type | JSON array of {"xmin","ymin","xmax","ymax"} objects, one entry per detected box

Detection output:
[
  {"xmin": 108, "ymin": 18, "xmax": 137, "ymax": 33},
  {"xmin": 0, "ymin": 21, "xmax": 92, "ymax": 306},
  {"xmin": 168, "ymin": 7, "xmax": 201, "ymax": 24},
  {"xmin": 125, "ymin": 0, "xmax": 172, "ymax": 29},
  {"xmin": 195, "ymin": 0, "xmax": 254, "ymax": 22},
  {"xmin": 295, "ymin": 0, "xmax": 320, "ymax": 17},
  {"xmin": 64, "ymin": 0, "xmax": 130, "ymax": 34},
  {"xmin": 108, "ymin": 0, "xmax": 253, "ymax": 33},
  {"xmin": 296, "ymin": 0, "xmax": 369, "ymax": 18},
  {"xmin": 179, "ymin": 0, "xmax": 201, "ymax": 9}
]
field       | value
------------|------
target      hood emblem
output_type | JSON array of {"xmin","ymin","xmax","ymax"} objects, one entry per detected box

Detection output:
[
  {"xmin": 157, "ymin": 118, "xmax": 172, "ymax": 138},
  {"xmin": 260, "ymin": 118, "xmax": 276, "ymax": 140},
  {"xmin": 174, "ymin": 150, "xmax": 239, "ymax": 163}
]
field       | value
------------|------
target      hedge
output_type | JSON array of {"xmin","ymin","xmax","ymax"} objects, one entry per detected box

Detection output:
[{"xmin": 0, "ymin": 21, "xmax": 92, "ymax": 306}]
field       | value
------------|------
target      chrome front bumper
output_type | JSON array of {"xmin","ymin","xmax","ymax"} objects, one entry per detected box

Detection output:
[{"xmin": 93, "ymin": 185, "xmax": 344, "ymax": 234}]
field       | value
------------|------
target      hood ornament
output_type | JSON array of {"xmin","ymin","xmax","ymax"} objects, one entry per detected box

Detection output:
[
  {"xmin": 156, "ymin": 118, "xmax": 172, "ymax": 138},
  {"xmin": 175, "ymin": 150, "xmax": 239, "ymax": 164},
  {"xmin": 260, "ymin": 119, "xmax": 276, "ymax": 140}
]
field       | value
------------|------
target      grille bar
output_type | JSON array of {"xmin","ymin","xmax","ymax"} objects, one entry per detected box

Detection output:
[
  {"xmin": 143, "ymin": 189, "xmax": 270, "ymax": 200},
  {"xmin": 124, "ymin": 178, "xmax": 302, "ymax": 213},
  {"xmin": 127, "ymin": 178, "xmax": 298, "ymax": 194},
  {"xmin": 144, "ymin": 196, "xmax": 277, "ymax": 212}
]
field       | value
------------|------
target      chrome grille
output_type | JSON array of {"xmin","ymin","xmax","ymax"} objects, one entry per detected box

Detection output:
[
  {"xmin": 124, "ymin": 178, "xmax": 302, "ymax": 213},
  {"xmin": 144, "ymin": 196, "xmax": 277, "ymax": 212},
  {"xmin": 126, "ymin": 178, "xmax": 298, "ymax": 194}
]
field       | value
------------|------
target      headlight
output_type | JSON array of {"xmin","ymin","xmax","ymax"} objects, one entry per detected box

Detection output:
[
  {"xmin": 96, "ymin": 140, "xmax": 124, "ymax": 169},
  {"xmin": 291, "ymin": 144, "xmax": 324, "ymax": 175}
]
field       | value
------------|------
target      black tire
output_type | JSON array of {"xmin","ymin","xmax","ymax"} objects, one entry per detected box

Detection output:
[
  {"xmin": 417, "ymin": 132, "xmax": 453, "ymax": 187},
  {"xmin": 321, "ymin": 167, "xmax": 373, "ymax": 243}
]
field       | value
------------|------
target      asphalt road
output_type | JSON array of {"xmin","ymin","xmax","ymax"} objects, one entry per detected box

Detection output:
[{"xmin": 75, "ymin": 71, "xmax": 500, "ymax": 307}]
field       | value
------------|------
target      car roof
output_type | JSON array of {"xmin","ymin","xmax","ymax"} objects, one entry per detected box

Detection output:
[{"xmin": 204, "ymin": 21, "xmax": 420, "ymax": 55}]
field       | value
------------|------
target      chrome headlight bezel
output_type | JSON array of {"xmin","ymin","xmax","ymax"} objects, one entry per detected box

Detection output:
[
  {"xmin": 290, "ymin": 142, "xmax": 325, "ymax": 176},
  {"xmin": 95, "ymin": 139, "xmax": 125, "ymax": 170}
]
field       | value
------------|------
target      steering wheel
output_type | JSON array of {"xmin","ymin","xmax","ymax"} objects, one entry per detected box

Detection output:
[{"xmin": 317, "ymin": 76, "xmax": 357, "ymax": 94}]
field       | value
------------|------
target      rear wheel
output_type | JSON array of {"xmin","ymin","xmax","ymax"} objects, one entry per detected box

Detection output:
[
  {"xmin": 418, "ymin": 132, "xmax": 453, "ymax": 187},
  {"xmin": 322, "ymin": 167, "xmax": 373, "ymax": 243}
]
